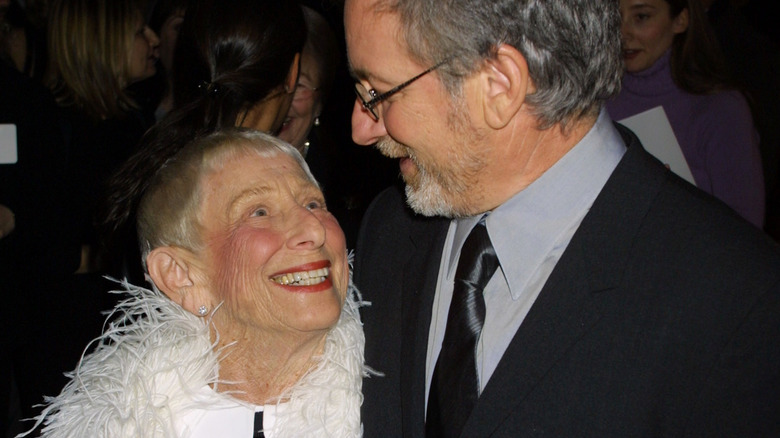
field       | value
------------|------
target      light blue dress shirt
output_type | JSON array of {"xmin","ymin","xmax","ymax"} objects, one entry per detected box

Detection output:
[{"xmin": 425, "ymin": 110, "xmax": 627, "ymax": 407}]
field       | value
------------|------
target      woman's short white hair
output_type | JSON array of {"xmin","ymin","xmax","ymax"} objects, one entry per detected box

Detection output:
[{"xmin": 137, "ymin": 129, "xmax": 318, "ymax": 270}]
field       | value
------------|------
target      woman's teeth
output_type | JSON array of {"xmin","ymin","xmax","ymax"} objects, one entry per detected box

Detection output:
[{"xmin": 272, "ymin": 267, "xmax": 329, "ymax": 286}]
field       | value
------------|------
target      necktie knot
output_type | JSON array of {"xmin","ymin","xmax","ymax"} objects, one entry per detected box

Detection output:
[{"xmin": 455, "ymin": 222, "xmax": 499, "ymax": 289}]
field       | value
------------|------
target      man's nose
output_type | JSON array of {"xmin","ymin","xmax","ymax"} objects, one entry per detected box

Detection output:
[{"xmin": 351, "ymin": 99, "xmax": 387, "ymax": 146}]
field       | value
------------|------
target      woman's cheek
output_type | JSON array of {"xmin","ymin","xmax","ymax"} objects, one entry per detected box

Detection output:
[{"xmin": 212, "ymin": 227, "xmax": 281, "ymax": 301}]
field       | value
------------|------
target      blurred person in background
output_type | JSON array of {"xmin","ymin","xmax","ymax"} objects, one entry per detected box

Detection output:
[
  {"xmin": 0, "ymin": 0, "xmax": 47, "ymax": 81},
  {"xmin": 47, "ymin": 0, "xmax": 160, "ymax": 277},
  {"xmin": 1, "ymin": 60, "xmax": 78, "ymax": 437},
  {"xmin": 147, "ymin": 0, "xmax": 188, "ymax": 119},
  {"xmin": 101, "ymin": 0, "xmax": 306, "ymax": 284},
  {"xmin": 278, "ymin": 5, "xmax": 339, "ymax": 157},
  {"xmin": 607, "ymin": 0, "xmax": 765, "ymax": 227}
]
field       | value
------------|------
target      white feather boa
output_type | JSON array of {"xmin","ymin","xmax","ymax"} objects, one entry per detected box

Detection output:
[{"xmin": 20, "ymin": 278, "xmax": 369, "ymax": 437}]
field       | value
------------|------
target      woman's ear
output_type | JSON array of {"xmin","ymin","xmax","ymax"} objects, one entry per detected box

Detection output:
[
  {"xmin": 285, "ymin": 52, "xmax": 302, "ymax": 94},
  {"xmin": 673, "ymin": 8, "xmax": 690, "ymax": 34},
  {"xmin": 147, "ymin": 246, "xmax": 211, "ymax": 316},
  {"xmin": 478, "ymin": 44, "xmax": 534, "ymax": 130}
]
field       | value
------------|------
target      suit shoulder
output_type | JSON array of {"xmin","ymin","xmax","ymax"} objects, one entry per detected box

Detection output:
[
  {"xmin": 362, "ymin": 185, "xmax": 407, "ymax": 225},
  {"xmin": 359, "ymin": 185, "xmax": 429, "ymax": 240}
]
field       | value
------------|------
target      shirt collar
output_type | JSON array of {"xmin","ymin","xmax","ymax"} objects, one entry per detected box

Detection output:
[{"xmin": 448, "ymin": 109, "xmax": 626, "ymax": 299}]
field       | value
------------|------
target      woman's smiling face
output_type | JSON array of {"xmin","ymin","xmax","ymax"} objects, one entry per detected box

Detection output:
[
  {"xmin": 127, "ymin": 15, "xmax": 160, "ymax": 84},
  {"xmin": 619, "ymin": 0, "xmax": 688, "ymax": 73},
  {"xmin": 196, "ymin": 150, "xmax": 347, "ymax": 338}
]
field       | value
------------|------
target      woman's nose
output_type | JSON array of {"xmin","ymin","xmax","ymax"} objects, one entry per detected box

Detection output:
[
  {"xmin": 287, "ymin": 206, "xmax": 326, "ymax": 250},
  {"xmin": 144, "ymin": 26, "xmax": 160, "ymax": 48},
  {"xmin": 351, "ymin": 98, "xmax": 387, "ymax": 146},
  {"xmin": 620, "ymin": 18, "xmax": 632, "ymax": 42}
]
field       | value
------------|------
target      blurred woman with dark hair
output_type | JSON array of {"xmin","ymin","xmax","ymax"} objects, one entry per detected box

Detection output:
[
  {"xmin": 101, "ymin": 0, "xmax": 306, "ymax": 281},
  {"xmin": 169, "ymin": 0, "xmax": 303, "ymax": 134},
  {"xmin": 607, "ymin": 0, "xmax": 765, "ymax": 227}
]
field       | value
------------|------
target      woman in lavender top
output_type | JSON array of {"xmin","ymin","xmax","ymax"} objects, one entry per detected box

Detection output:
[{"xmin": 607, "ymin": 0, "xmax": 765, "ymax": 227}]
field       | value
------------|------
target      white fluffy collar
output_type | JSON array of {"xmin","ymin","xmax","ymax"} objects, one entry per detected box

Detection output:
[{"xmin": 22, "ymin": 278, "xmax": 368, "ymax": 438}]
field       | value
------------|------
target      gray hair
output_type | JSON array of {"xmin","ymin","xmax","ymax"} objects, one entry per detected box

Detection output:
[
  {"xmin": 384, "ymin": 0, "xmax": 623, "ymax": 129},
  {"xmin": 137, "ymin": 129, "xmax": 318, "ymax": 269}
]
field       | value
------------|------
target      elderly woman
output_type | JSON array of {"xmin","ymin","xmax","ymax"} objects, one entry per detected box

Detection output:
[{"xmin": 22, "ymin": 130, "xmax": 367, "ymax": 437}]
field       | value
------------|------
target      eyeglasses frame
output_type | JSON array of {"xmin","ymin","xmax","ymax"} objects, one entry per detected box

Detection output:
[{"xmin": 354, "ymin": 59, "xmax": 449, "ymax": 121}]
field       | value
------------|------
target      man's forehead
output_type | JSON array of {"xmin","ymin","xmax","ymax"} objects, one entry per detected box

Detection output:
[
  {"xmin": 345, "ymin": 0, "xmax": 381, "ymax": 44},
  {"xmin": 345, "ymin": 0, "xmax": 394, "ymax": 15},
  {"xmin": 345, "ymin": 0, "xmax": 401, "ymax": 44},
  {"xmin": 345, "ymin": 0, "xmax": 406, "ymax": 79}
]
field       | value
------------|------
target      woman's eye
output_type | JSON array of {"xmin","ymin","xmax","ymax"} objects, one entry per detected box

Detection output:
[
  {"xmin": 635, "ymin": 13, "xmax": 650, "ymax": 22},
  {"xmin": 305, "ymin": 200, "xmax": 323, "ymax": 211},
  {"xmin": 251, "ymin": 208, "xmax": 268, "ymax": 217}
]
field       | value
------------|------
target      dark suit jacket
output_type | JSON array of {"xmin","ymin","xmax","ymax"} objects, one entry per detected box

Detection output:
[{"xmin": 354, "ymin": 126, "xmax": 780, "ymax": 437}]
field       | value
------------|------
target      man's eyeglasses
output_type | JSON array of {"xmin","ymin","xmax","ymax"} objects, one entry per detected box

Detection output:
[{"xmin": 354, "ymin": 59, "xmax": 449, "ymax": 121}]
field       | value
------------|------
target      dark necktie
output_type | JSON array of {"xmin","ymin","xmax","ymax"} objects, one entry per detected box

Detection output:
[
  {"xmin": 426, "ymin": 221, "xmax": 499, "ymax": 438},
  {"xmin": 253, "ymin": 410, "xmax": 265, "ymax": 438}
]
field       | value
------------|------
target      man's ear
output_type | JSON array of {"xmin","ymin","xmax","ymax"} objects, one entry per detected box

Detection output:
[
  {"xmin": 478, "ymin": 44, "xmax": 534, "ymax": 130},
  {"xmin": 285, "ymin": 52, "xmax": 301, "ymax": 94},
  {"xmin": 146, "ymin": 246, "xmax": 210, "ymax": 316}
]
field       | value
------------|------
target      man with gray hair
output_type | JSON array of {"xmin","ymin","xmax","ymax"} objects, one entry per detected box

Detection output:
[{"xmin": 346, "ymin": 0, "xmax": 780, "ymax": 436}]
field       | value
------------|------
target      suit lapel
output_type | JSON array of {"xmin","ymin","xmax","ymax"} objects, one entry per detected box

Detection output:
[
  {"xmin": 462, "ymin": 135, "xmax": 669, "ymax": 437},
  {"xmin": 399, "ymin": 217, "xmax": 449, "ymax": 437},
  {"xmin": 462, "ymin": 226, "xmax": 609, "ymax": 437}
]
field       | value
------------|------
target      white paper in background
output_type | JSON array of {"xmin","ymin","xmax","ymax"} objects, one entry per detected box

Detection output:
[
  {"xmin": 617, "ymin": 106, "xmax": 696, "ymax": 186},
  {"xmin": 0, "ymin": 124, "xmax": 18, "ymax": 164}
]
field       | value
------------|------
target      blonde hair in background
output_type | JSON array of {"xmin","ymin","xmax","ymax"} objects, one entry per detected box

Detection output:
[{"xmin": 47, "ymin": 0, "xmax": 142, "ymax": 119}]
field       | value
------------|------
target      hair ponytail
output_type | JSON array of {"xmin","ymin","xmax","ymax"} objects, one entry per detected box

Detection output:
[{"xmin": 99, "ymin": 0, "xmax": 305, "ymax": 255}]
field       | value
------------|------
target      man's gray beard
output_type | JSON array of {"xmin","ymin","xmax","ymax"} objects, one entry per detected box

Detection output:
[
  {"xmin": 403, "ymin": 165, "xmax": 464, "ymax": 218},
  {"xmin": 375, "ymin": 137, "xmax": 471, "ymax": 218}
]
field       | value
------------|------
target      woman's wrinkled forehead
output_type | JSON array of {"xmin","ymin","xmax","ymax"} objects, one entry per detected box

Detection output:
[
  {"xmin": 193, "ymin": 150, "xmax": 325, "ymax": 242},
  {"xmin": 204, "ymin": 142, "xmax": 317, "ymax": 185},
  {"xmin": 196, "ymin": 147, "xmax": 318, "ymax": 208}
]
